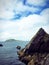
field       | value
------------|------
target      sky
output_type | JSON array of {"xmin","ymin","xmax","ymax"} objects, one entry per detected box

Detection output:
[{"xmin": 0, "ymin": 0, "xmax": 49, "ymax": 41}]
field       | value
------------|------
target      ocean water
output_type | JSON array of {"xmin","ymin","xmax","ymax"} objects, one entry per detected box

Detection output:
[{"xmin": 0, "ymin": 41, "xmax": 28, "ymax": 65}]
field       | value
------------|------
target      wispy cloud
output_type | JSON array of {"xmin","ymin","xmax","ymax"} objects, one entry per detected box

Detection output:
[
  {"xmin": 26, "ymin": 0, "xmax": 46, "ymax": 6},
  {"xmin": 0, "ymin": 0, "xmax": 49, "ymax": 20}
]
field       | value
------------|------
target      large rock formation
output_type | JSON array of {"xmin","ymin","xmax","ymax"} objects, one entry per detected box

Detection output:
[
  {"xmin": 17, "ymin": 28, "xmax": 49, "ymax": 65},
  {"xmin": 25, "ymin": 28, "xmax": 49, "ymax": 54}
]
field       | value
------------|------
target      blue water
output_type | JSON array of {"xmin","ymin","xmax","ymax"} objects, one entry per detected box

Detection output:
[{"xmin": 0, "ymin": 41, "xmax": 28, "ymax": 65}]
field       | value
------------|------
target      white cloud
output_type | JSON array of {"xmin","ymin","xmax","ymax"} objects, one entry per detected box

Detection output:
[
  {"xmin": 26, "ymin": 0, "xmax": 46, "ymax": 6},
  {"xmin": 0, "ymin": 10, "xmax": 14, "ymax": 19},
  {"xmin": 0, "ymin": 8, "xmax": 49, "ymax": 41},
  {"xmin": 41, "ymin": 8, "xmax": 49, "ymax": 15},
  {"xmin": 0, "ymin": 0, "xmax": 49, "ymax": 41},
  {"xmin": 40, "ymin": 8, "xmax": 49, "ymax": 22},
  {"xmin": 0, "ymin": 0, "xmax": 48, "ymax": 20}
]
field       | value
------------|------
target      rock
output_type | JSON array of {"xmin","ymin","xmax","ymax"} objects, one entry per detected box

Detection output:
[
  {"xmin": 16, "ymin": 46, "xmax": 21, "ymax": 50},
  {"xmin": 21, "ymin": 55, "xmax": 32, "ymax": 64},
  {"xmin": 0, "ymin": 44, "xmax": 3, "ymax": 47},
  {"xmin": 24, "ymin": 28, "xmax": 49, "ymax": 54},
  {"xmin": 28, "ymin": 59, "xmax": 34, "ymax": 65},
  {"xmin": 17, "ymin": 48, "xmax": 25, "ymax": 57},
  {"xmin": 17, "ymin": 28, "xmax": 49, "ymax": 65}
]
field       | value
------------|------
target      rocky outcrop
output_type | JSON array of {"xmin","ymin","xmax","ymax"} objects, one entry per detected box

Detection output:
[
  {"xmin": 16, "ymin": 46, "xmax": 21, "ymax": 50},
  {"xmin": 17, "ymin": 28, "xmax": 49, "ymax": 65},
  {"xmin": 24, "ymin": 28, "xmax": 49, "ymax": 54},
  {"xmin": 0, "ymin": 44, "xmax": 3, "ymax": 47}
]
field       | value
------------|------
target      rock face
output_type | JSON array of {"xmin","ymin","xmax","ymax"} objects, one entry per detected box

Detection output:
[
  {"xmin": 17, "ymin": 28, "xmax": 49, "ymax": 65},
  {"xmin": 25, "ymin": 28, "xmax": 49, "ymax": 54}
]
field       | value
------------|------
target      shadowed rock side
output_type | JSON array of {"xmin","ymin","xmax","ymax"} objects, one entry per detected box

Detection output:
[{"xmin": 17, "ymin": 28, "xmax": 49, "ymax": 65}]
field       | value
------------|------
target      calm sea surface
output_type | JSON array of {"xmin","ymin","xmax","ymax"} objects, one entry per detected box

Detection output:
[{"xmin": 0, "ymin": 41, "xmax": 28, "ymax": 65}]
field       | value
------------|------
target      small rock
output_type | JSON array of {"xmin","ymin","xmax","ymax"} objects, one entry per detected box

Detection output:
[
  {"xmin": 0, "ymin": 44, "xmax": 3, "ymax": 47},
  {"xmin": 16, "ymin": 46, "xmax": 21, "ymax": 50}
]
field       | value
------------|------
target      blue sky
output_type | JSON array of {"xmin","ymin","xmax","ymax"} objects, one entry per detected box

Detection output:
[{"xmin": 0, "ymin": 0, "xmax": 49, "ymax": 41}]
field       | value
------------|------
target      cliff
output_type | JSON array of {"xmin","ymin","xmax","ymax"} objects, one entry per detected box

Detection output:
[{"xmin": 17, "ymin": 28, "xmax": 49, "ymax": 65}]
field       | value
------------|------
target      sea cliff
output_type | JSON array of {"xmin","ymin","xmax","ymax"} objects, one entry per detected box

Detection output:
[{"xmin": 17, "ymin": 28, "xmax": 49, "ymax": 65}]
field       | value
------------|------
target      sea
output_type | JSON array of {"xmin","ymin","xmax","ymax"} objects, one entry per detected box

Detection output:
[{"xmin": 0, "ymin": 40, "xmax": 28, "ymax": 65}]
